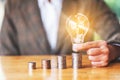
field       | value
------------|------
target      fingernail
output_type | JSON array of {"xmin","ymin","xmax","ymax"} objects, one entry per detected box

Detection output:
[
  {"xmin": 91, "ymin": 62, "xmax": 96, "ymax": 65},
  {"xmin": 92, "ymin": 66, "xmax": 97, "ymax": 68},
  {"xmin": 91, "ymin": 62, "xmax": 96, "ymax": 68},
  {"xmin": 91, "ymin": 62, "xmax": 100, "ymax": 68},
  {"xmin": 88, "ymin": 56, "xmax": 92, "ymax": 60}
]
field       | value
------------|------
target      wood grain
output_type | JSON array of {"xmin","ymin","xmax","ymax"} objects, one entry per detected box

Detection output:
[{"xmin": 0, "ymin": 55, "xmax": 120, "ymax": 80}]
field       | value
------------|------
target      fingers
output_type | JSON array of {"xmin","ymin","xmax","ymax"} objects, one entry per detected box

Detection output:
[
  {"xmin": 91, "ymin": 61, "xmax": 108, "ymax": 67},
  {"xmin": 89, "ymin": 54, "xmax": 109, "ymax": 67},
  {"xmin": 87, "ymin": 48, "xmax": 102, "ymax": 56},
  {"xmin": 86, "ymin": 42, "xmax": 109, "ymax": 67},
  {"xmin": 88, "ymin": 54, "xmax": 108, "ymax": 62},
  {"xmin": 87, "ymin": 46, "xmax": 109, "ymax": 56},
  {"xmin": 73, "ymin": 40, "xmax": 109, "ymax": 67},
  {"xmin": 73, "ymin": 40, "xmax": 107, "ymax": 52}
]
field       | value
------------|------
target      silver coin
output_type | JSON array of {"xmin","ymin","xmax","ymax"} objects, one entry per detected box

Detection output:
[
  {"xmin": 41, "ymin": 59, "xmax": 51, "ymax": 69},
  {"xmin": 28, "ymin": 62, "xmax": 36, "ymax": 70},
  {"xmin": 72, "ymin": 53, "xmax": 82, "ymax": 69},
  {"xmin": 57, "ymin": 56, "xmax": 66, "ymax": 69},
  {"xmin": 51, "ymin": 56, "xmax": 58, "ymax": 69}
]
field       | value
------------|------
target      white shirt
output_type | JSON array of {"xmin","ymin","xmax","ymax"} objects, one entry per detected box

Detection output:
[{"xmin": 38, "ymin": 0, "xmax": 63, "ymax": 50}]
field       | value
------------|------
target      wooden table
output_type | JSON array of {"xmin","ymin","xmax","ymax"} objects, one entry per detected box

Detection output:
[{"xmin": 0, "ymin": 55, "xmax": 120, "ymax": 80}]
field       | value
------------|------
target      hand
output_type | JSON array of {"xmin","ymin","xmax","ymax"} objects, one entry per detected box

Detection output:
[{"xmin": 73, "ymin": 40, "xmax": 116, "ymax": 67}]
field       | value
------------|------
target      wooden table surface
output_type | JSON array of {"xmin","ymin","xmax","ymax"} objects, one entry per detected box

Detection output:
[{"xmin": 0, "ymin": 55, "xmax": 120, "ymax": 80}]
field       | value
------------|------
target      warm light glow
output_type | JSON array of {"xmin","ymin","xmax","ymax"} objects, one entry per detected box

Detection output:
[
  {"xmin": 66, "ymin": 13, "xmax": 89, "ymax": 43},
  {"xmin": 0, "ymin": 59, "xmax": 6, "ymax": 80}
]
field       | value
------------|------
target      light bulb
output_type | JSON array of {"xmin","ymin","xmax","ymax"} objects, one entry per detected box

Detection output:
[{"xmin": 66, "ymin": 13, "xmax": 89, "ymax": 44}]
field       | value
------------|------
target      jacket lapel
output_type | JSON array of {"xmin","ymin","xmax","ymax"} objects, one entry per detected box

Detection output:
[
  {"xmin": 20, "ymin": 0, "xmax": 51, "ymax": 54},
  {"xmin": 19, "ymin": 0, "xmax": 77, "ymax": 54}
]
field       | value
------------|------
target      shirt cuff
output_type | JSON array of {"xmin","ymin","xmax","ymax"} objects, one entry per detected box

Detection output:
[{"xmin": 107, "ymin": 41, "xmax": 120, "ymax": 47}]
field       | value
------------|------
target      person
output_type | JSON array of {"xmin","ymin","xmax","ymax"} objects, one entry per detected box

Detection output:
[{"xmin": 1, "ymin": 0, "xmax": 120, "ymax": 67}]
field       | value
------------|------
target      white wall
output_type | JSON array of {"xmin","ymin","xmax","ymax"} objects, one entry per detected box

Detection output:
[{"xmin": 0, "ymin": 0, "xmax": 5, "ymax": 30}]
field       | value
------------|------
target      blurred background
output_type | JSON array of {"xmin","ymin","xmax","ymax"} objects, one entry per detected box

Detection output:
[
  {"xmin": 0, "ymin": 0, "xmax": 120, "ymax": 39},
  {"xmin": 95, "ymin": 0, "xmax": 120, "ymax": 40},
  {"xmin": 104, "ymin": 0, "xmax": 120, "ymax": 21}
]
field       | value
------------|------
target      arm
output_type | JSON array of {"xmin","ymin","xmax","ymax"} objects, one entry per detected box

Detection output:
[
  {"xmin": 73, "ymin": 40, "xmax": 120, "ymax": 67},
  {"xmin": 78, "ymin": 0, "xmax": 120, "ymax": 42},
  {"xmin": 74, "ymin": 0, "xmax": 120, "ymax": 67}
]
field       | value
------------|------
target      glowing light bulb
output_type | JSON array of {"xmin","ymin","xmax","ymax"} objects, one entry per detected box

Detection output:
[{"xmin": 66, "ymin": 13, "xmax": 89, "ymax": 44}]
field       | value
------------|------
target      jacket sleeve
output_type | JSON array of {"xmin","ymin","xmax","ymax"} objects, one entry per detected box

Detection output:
[
  {"xmin": 92, "ymin": 1, "xmax": 120, "ymax": 44},
  {"xmin": 78, "ymin": 0, "xmax": 120, "ymax": 44}
]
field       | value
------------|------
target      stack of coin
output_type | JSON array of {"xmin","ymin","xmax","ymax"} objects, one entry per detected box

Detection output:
[
  {"xmin": 57, "ymin": 56, "xmax": 66, "ymax": 69},
  {"xmin": 41, "ymin": 59, "xmax": 51, "ymax": 69},
  {"xmin": 51, "ymin": 56, "xmax": 58, "ymax": 69},
  {"xmin": 28, "ymin": 62, "xmax": 36, "ymax": 70},
  {"xmin": 72, "ymin": 52, "xmax": 82, "ymax": 69}
]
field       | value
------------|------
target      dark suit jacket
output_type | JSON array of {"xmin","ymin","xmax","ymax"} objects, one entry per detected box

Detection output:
[{"xmin": 1, "ymin": 0, "xmax": 120, "ymax": 55}]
